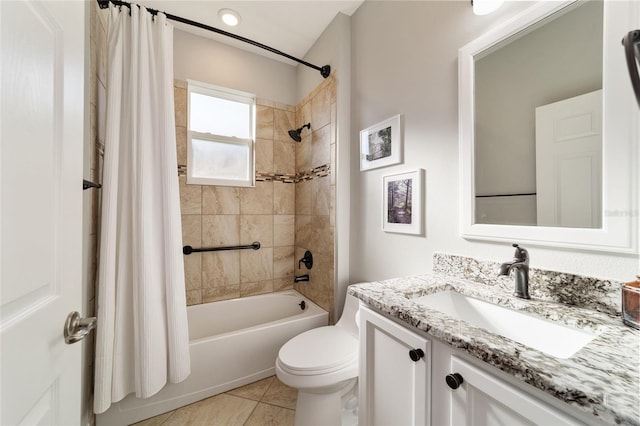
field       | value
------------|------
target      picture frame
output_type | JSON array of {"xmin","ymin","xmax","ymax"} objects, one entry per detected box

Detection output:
[
  {"xmin": 360, "ymin": 114, "xmax": 402, "ymax": 171},
  {"xmin": 383, "ymin": 169, "xmax": 424, "ymax": 235}
]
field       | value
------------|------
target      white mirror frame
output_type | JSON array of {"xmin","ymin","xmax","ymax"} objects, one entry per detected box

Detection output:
[{"xmin": 459, "ymin": 0, "xmax": 639, "ymax": 254}]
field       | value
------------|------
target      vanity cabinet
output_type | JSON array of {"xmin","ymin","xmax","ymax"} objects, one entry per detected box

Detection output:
[
  {"xmin": 360, "ymin": 306, "xmax": 601, "ymax": 426},
  {"xmin": 358, "ymin": 305, "xmax": 431, "ymax": 426},
  {"xmin": 447, "ymin": 356, "xmax": 583, "ymax": 426}
]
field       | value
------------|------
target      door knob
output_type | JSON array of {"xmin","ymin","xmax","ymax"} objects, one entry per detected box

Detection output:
[
  {"xmin": 445, "ymin": 373, "xmax": 464, "ymax": 389},
  {"xmin": 408, "ymin": 348, "xmax": 424, "ymax": 362},
  {"xmin": 64, "ymin": 311, "xmax": 96, "ymax": 344}
]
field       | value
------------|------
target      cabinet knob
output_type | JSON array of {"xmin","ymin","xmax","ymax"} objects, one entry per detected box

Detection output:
[
  {"xmin": 445, "ymin": 373, "xmax": 464, "ymax": 390},
  {"xmin": 408, "ymin": 348, "xmax": 424, "ymax": 362}
]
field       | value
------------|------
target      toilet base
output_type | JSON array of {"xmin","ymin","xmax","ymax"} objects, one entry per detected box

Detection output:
[{"xmin": 294, "ymin": 378, "xmax": 358, "ymax": 426}]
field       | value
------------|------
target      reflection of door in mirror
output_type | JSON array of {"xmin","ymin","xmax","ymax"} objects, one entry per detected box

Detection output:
[
  {"xmin": 473, "ymin": 0, "xmax": 603, "ymax": 228},
  {"xmin": 535, "ymin": 90, "xmax": 602, "ymax": 228}
]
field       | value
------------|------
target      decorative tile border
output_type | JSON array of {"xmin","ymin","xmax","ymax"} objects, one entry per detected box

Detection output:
[
  {"xmin": 295, "ymin": 164, "xmax": 331, "ymax": 182},
  {"xmin": 256, "ymin": 172, "xmax": 296, "ymax": 183},
  {"xmin": 177, "ymin": 164, "xmax": 331, "ymax": 183},
  {"xmin": 256, "ymin": 164, "xmax": 331, "ymax": 182}
]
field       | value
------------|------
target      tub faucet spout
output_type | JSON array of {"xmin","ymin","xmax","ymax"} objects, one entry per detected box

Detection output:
[
  {"xmin": 294, "ymin": 274, "xmax": 310, "ymax": 283},
  {"xmin": 497, "ymin": 244, "xmax": 530, "ymax": 299}
]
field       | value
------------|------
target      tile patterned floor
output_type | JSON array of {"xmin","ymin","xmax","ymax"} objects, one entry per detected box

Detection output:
[{"xmin": 131, "ymin": 376, "xmax": 297, "ymax": 426}]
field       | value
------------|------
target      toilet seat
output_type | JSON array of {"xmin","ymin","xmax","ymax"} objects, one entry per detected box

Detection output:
[{"xmin": 278, "ymin": 326, "xmax": 358, "ymax": 376}]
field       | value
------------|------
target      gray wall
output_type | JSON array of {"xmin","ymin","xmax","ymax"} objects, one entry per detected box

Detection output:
[
  {"xmin": 349, "ymin": 1, "xmax": 637, "ymax": 283},
  {"xmin": 174, "ymin": 29, "xmax": 297, "ymax": 105}
]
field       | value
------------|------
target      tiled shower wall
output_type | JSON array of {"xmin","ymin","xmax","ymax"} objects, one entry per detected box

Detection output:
[
  {"xmin": 294, "ymin": 76, "xmax": 337, "ymax": 322},
  {"xmin": 176, "ymin": 75, "xmax": 337, "ymax": 322},
  {"xmin": 176, "ymin": 81, "xmax": 298, "ymax": 305}
]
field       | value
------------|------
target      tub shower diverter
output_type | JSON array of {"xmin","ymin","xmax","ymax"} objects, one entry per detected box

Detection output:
[{"xmin": 414, "ymin": 290, "xmax": 596, "ymax": 359}]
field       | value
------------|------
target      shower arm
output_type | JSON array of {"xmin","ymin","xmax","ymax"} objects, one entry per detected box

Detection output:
[{"xmin": 97, "ymin": 0, "xmax": 331, "ymax": 79}]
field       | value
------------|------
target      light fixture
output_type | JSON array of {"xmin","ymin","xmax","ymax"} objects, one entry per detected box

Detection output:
[
  {"xmin": 472, "ymin": 0, "xmax": 504, "ymax": 16},
  {"xmin": 218, "ymin": 8, "xmax": 241, "ymax": 27}
]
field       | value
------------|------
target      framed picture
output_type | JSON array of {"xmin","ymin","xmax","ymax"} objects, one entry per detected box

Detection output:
[
  {"xmin": 360, "ymin": 114, "xmax": 402, "ymax": 171},
  {"xmin": 383, "ymin": 169, "xmax": 424, "ymax": 235}
]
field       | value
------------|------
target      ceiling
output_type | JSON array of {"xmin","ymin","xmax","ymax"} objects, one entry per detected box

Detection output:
[{"xmin": 135, "ymin": 1, "xmax": 364, "ymax": 66}]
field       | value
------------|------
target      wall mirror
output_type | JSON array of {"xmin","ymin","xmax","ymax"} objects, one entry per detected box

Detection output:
[{"xmin": 459, "ymin": 0, "xmax": 638, "ymax": 253}]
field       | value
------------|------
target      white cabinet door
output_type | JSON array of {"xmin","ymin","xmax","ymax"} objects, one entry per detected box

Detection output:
[
  {"xmin": 449, "ymin": 357, "xmax": 583, "ymax": 426},
  {"xmin": 359, "ymin": 305, "xmax": 431, "ymax": 426},
  {"xmin": 1, "ymin": 1, "xmax": 85, "ymax": 424}
]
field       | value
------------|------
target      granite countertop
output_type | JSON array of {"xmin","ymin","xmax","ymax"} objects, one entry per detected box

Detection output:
[{"xmin": 348, "ymin": 273, "xmax": 640, "ymax": 425}]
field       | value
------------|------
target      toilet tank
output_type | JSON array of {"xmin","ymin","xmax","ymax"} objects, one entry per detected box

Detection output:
[{"xmin": 336, "ymin": 291, "xmax": 360, "ymax": 338}]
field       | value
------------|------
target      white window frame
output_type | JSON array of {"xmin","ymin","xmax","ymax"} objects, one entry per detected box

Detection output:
[{"xmin": 186, "ymin": 80, "xmax": 256, "ymax": 187}]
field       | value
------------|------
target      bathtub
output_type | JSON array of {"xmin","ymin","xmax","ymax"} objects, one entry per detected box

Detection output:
[{"xmin": 96, "ymin": 290, "xmax": 328, "ymax": 426}]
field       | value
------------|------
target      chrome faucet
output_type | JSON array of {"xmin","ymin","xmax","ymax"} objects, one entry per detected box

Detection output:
[
  {"xmin": 294, "ymin": 274, "xmax": 310, "ymax": 283},
  {"xmin": 498, "ymin": 244, "xmax": 530, "ymax": 299}
]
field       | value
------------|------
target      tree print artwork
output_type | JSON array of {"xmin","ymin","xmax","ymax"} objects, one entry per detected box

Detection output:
[
  {"xmin": 367, "ymin": 126, "xmax": 392, "ymax": 161},
  {"xmin": 387, "ymin": 178, "xmax": 413, "ymax": 224}
]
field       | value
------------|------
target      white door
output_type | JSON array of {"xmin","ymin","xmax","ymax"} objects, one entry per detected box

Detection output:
[
  {"xmin": 449, "ymin": 357, "xmax": 582, "ymax": 426},
  {"xmin": 359, "ymin": 306, "xmax": 431, "ymax": 426},
  {"xmin": 1, "ymin": 1, "xmax": 86, "ymax": 424},
  {"xmin": 535, "ymin": 90, "xmax": 602, "ymax": 228}
]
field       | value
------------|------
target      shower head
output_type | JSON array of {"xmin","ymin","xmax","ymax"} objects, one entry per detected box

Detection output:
[{"xmin": 288, "ymin": 123, "xmax": 311, "ymax": 142}]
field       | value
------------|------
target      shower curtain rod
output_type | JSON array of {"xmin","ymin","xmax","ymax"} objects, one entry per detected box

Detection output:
[{"xmin": 97, "ymin": 0, "xmax": 331, "ymax": 79}]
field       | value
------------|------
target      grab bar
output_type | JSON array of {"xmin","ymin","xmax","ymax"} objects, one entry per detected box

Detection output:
[
  {"xmin": 183, "ymin": 242, "xmax": 261, "ymax": 255},
  {"xmin": 475, "ymin": 193, "xmax": 536, "ymax": 198}
]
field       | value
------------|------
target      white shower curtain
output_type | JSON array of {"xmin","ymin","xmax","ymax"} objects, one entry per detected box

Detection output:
[{"xmin": 94, "ymin": 4, "xmax": 190, "ymax": 414}]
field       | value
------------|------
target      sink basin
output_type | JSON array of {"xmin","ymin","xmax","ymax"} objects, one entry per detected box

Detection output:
[{"xmin": 413, "ymin": 291, "xmax": 596, "ymax": 359}]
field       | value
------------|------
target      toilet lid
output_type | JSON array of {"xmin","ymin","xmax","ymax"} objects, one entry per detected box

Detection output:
[{"xmin": 278, "ymin": 326, "xmax": 358, "ymax": 374}]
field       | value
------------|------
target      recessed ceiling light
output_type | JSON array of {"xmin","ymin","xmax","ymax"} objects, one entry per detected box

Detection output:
[{"xmin": 218, "ymin": 8, "xmax": 241, "ymax": 27}]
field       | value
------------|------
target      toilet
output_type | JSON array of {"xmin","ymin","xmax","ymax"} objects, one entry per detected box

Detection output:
[{"xmin": 276, "ymin": 293, "xmax": 360, "ymax": 426}]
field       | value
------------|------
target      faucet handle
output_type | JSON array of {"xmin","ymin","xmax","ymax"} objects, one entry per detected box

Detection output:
[
  {"xmin": 512, "ymin": 244, "xmax": 528, "ymax": 263},
  {"xmin": 298, "ymin": 250, "xmax": 313, "ymax": 270}
]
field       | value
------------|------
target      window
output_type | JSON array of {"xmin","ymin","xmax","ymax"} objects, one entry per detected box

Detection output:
[{"xmin": 187, "ymin": 80, "xmax": 255, "ymax": 187}]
